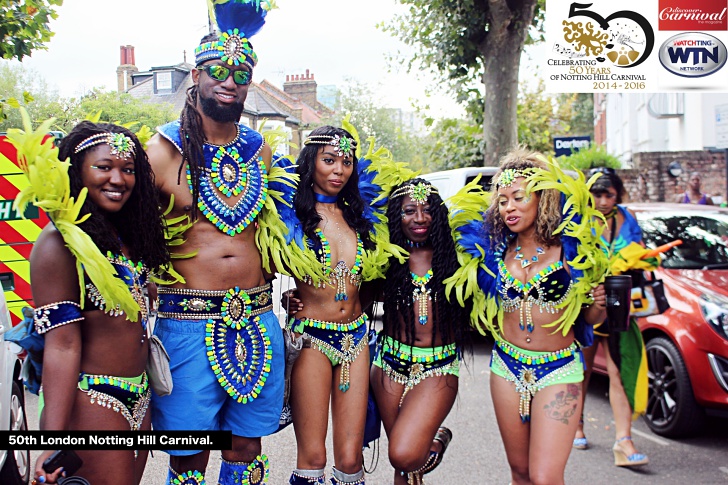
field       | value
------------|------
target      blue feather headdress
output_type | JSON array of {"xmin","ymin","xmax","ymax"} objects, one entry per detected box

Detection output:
[{"xmin": 195, "ymin": 0, "xmax": 272, "ymax": 68}]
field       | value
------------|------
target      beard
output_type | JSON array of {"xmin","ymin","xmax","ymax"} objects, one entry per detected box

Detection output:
[{"xmin": 199, "ymin": 91, "xmax": 244, "ymax": 123}]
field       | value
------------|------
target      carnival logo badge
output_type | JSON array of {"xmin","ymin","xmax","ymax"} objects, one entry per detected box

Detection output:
[
  {"xmin": 659, "ymin": 32, "xmax": 727, "ymax": 77},
  {"xmin": 557, "ymin": 3, "xmax": 655, "ymax": 68},
  {"xmin": 658, "ymin": 0, "xmax": 728, "ymax": 31}
]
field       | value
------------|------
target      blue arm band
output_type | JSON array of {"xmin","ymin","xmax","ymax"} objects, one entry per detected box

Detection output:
[{"xmin": 34, "ymin": 301, "xmax": 83, "ymax": 334}]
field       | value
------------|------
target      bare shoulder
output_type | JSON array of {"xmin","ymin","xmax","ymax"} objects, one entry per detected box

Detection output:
[
  {"xmin": 30, "ymin": 225, "xmax": 81, "ymax": 304},
  {"xmin": 147, "ymin": 134, "xmax": 182, "ymax": 173}
]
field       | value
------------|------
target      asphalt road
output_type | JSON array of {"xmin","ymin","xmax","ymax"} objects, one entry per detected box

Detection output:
[{"xmin": 27, "ymin": 335, "xmax": 728, "ymax": 484}]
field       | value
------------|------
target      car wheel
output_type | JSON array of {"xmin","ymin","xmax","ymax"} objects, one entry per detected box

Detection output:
[
  {"xmin": 0, "ymin": 381, "xmax": 30, "ymax": 484},
  {"xmin": 644, "ymin": 336, "xmax": 705, "ymax": 437}
]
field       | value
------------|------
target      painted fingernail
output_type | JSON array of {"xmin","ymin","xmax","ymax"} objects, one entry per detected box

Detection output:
[{"xmin": 38, "ymin": 477, "xmax": 46, "ymax": 483}]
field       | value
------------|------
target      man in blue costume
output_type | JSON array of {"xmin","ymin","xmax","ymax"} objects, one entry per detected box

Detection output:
[{"xmin": 145, "ymin": 2, "xmax": 282, "ymax": 484}]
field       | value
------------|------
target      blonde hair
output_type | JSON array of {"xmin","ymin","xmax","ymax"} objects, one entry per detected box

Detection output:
[{"xmin": 486, "ymin": 147, "xmax": 563, "ymax": 247}]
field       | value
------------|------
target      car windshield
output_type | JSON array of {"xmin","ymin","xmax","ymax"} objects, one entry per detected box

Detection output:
[{"xmin": 636, "ymin": 211, "xmax": 728, "ymax": 269}]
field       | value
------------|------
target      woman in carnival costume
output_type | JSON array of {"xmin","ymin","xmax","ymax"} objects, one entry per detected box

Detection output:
[
  {"xmin": 370, "ymin": 178, "xmax": 471, "ymax": 485},
  {"xmin": 9, "ymin": 115, "xmax": 170, "ymax": 484},
  {"xmin": 573, "ymin": 167, "xmax": 650, "ymax": 466},
  {"xmin": 447, "ymin": 148, "xmax": 608, "ymax": 485},
  {"xmin": 274, "ymin": 123, "xmax": 406, "ymax": 485}
]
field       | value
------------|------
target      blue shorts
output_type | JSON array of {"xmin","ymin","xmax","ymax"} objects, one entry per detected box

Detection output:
[{"xmin": 151, "ymin": 310, "xmax": 284, "ymax": 455}]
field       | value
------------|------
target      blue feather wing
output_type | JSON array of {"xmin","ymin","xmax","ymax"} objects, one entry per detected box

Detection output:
[
  {"xmin": 269, "ymin": 153, "xmax": 304, "ymax": 247},
  {"xmin": 215, "ymin": 1, "xmax": 268, "ymax": 37}
]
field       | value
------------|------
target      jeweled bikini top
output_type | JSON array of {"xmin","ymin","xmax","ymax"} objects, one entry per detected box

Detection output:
[
  {"xmin": 497, "ymin": 245, "xmax": 572, "ymax": 332},
  {"xmin": 85, "ymin": 252, "xmax": 149, "ymax": 326},
  {"xmin": 157, "ymin": 121, "xmax": 268, "ymax": 236}
]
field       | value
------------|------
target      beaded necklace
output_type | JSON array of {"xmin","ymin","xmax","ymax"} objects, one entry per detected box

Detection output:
[
  {"xmin": 304, "ymin": 228, "xmax": 364, "ymax": 301},
  {"xmin": 405, "ymin": 239, "xmax": 428, "ymax": 249},
  {"xmin": 186, "ymin": 127, "xmax": 268, "ymax": 236},
  {"xmin": 411, "ymin": 268, "xmax": 433, "ymax": 325},
  {"xmin": 86, "ymin": 252, "xmax": 149, "ymax": 325}
]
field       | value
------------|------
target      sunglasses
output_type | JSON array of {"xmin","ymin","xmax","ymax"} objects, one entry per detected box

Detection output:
[
  {"xmin": 198, "ymin": 65, "xmax": 252, "ymax": 85},
  {"xmin": 588, "ymin": 166, "xmax": 616, "ymax": 176}
]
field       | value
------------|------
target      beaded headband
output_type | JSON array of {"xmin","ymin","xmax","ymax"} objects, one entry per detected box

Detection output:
[
  {"xmin": 304, "ymin": 134, "xmax": 357, "ymax": 158},
  {"xmin": 195, "ymin": 0, "xmax": 271, "ymax": 68},
  {"xmin": 390, "ymin": 182, "xmax": 438, "ymax": 205},
  {"xmin": 74, "ymin": 133, "xmax": 136, "ymax": 159},
  {"xmin": 495, "ymin": 169, "xmax": 531, "ymax": 188}
]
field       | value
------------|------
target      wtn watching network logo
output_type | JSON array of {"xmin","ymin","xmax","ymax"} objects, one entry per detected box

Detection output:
[{"xmin": 659, "ymin": 32, "xmax": 728, "ymax": 77}]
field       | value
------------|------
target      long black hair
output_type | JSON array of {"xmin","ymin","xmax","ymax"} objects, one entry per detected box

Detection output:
[
  {"xmin": 294, "ymin": 125, "xmax": 374, "ymax": 249},
  {"xmin": 382, "ymin": 178, "xmax": 470, "ymax": 350},
  {"xmin": 57, "ymin": 121, "xmax": 170, "ymax": 271}
]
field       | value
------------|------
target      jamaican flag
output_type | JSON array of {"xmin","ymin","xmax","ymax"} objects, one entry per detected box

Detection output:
[{"xmin": 607, "ymin": 318, "xmax": 648, "ymax": 417}]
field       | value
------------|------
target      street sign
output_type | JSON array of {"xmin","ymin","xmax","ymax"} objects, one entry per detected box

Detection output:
[{"xmin": 553, "ymin": 136, "xmax": 591, "ymax": 157}]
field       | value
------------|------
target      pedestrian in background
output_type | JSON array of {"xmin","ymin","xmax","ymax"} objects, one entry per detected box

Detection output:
[{"xmin": 675, "ymin": 171, "xmax": 714, "ymax": 205}]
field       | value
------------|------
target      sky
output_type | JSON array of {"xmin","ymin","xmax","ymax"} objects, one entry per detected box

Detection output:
[{"xmin": 4, "ymin": 0, "xmax": 468, "ymax": 118}]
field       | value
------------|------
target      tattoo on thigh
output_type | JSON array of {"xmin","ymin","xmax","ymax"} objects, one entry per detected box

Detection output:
[{"xmin": 543, "ymin": 383, "xmax": 581, "ymax": 424}]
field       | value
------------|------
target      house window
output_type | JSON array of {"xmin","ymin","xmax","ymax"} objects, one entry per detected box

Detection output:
[{"xmin": 156, "ymin": 71, "xmax": 172, "ymax": 92}]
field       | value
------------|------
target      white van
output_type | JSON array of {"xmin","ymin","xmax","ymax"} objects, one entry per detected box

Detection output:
[
  {"xmin": 421, "ymin": 167, "xmax": 498, "ymax": 202},
  {"xmin": 0, "ymin": 292, "xmax": 29, "ymax": 484}
]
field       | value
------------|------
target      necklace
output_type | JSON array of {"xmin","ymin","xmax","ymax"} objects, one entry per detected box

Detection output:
[
  {"xmin": 314, "ymin": 192, "xmax": 338, "ymax": 204},
  {"xmin": 514, "ymin": 245, "xmax": 544, "ymax": 268},
  {"xmin": 306, "ymin": 228, "xmax": 364, "ymax": 301},
  {"xmin": 605, "ymin": 207, "xmax": 618, "ymax": 219},
  {"xmin": 405, "ymin": 239, "xmax": 428, "ymax": 249},
  {"xmin": 411, "ymin": 269, "xmax": 433, "ymax": 325}
]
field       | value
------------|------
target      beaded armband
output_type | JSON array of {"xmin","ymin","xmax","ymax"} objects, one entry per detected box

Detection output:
[{"xmin": 34, "ymin": 301, "xmax": 83, "ymax": 334}]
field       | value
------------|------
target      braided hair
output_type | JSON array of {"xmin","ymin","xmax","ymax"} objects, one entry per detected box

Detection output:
[
  {"xmin": 294, "ymin": 125, "xmax": 374, "ymax": 250},
  {"xmin": 57, "ymin": 121, "xmax": 170, "ymax": 271},
  {"xmin": 382, "ymin": 178, "xmax": 470, "ymax": 350}
]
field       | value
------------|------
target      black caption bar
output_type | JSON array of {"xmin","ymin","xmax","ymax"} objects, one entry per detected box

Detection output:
[{"xmin": 0, "ymin": 430, "xmax": 232, "ymax": 450}]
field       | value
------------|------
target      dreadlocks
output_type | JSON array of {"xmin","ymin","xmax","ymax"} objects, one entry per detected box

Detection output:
[
  {"xmin": 58, "ymin": 121, "xmax": 170, "ymax": 272},
  {"xmin": 294, "ymin": 125, "xmax": 374, "ymax": 250},
  {"xmin": 382, "ymin": 178, "xmax": 470, "ymax": 352}
]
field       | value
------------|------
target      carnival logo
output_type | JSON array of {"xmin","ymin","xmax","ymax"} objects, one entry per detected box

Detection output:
[
  {"xmin": 659, "ymin": 0, "xmax": 728, "ymax": 31},
  {"xmin": 659, "ymin": 32, "xmax": 727, "ymax": 77},
  {"xmin": 556, "ymin": 3, "xmax": 654, "ymax": 68}
]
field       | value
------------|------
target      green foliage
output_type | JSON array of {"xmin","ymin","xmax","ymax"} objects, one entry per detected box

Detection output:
[
  {"xmin": 77, "ymin": 88, "xmax": 176, "ymax": 131},
  {"xmin": 517, "ymin": 80, "xmax": 562, "ymax": 156},
  {"xmin": 0, "ymin": 0, "xmax": 63, "ymax": 61},
  {"xmin": 560, "ymin": 143, "xmax": 623, "ymax": 170},
  {"xmin": 321, "ymin": 80, "xmax": 422, "ymax": 166},
  {"xmin": 421, "ymin": 118, "xmax": 483, "ymax": 172}
]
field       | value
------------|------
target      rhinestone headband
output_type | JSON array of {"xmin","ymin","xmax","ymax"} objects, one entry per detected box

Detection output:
[
  {"xmin": 390, "ymin": 182, "xmax": 438, "ymax": 205},
  {"xmin": 304, "ymin": 134, "xmax": 357, "ymax": 158},
  {"xmin": 495, "ymin": 169, "xmax": 531, "ymax": 188},
  {"xmin": 195, "ymin": 29, "xmax": 258, "ymax": 68},
  {"xmin": 74, "ymin": 133, "xmax": 136, "ymax": 159}
]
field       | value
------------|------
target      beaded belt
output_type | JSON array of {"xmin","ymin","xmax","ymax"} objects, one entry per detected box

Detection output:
[{"xmin": 157, "ymin": 284, "xmax": 273, "ymax": 324}]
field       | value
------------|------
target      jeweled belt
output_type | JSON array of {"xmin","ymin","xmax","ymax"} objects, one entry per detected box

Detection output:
[{"xmin": 157, "ymin": 284, "xmax": 273, "ymax": 327}]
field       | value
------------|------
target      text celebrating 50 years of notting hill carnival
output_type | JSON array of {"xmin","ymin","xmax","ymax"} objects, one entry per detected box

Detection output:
[{"xmin": 545, "ymin": 0, "xmax": 728, "ymax": 93}]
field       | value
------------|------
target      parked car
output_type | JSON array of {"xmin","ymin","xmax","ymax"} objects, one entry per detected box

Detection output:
[
  {"xmin": 421, "ymin": 167, "xmax": 498, "ymax": 202},
  {"xmin": 593, "ymin": 203, "xmax": 728, "ymax": 437},
  {"xmin": 0, "ymin": 291, "xmax": 29, "ymax": 484}
]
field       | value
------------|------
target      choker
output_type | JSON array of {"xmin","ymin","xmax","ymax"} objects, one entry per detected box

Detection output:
[
  {"xmin": 314, "ymin": 193, "xmax": 338, "ymax": 204},
  {"xmin": 605, "ymin": 208, "xmax": 618, "ymax": 219},
  {"xmin": 405, "ymin": 239, "xmax": 428, "ymax": 249}
]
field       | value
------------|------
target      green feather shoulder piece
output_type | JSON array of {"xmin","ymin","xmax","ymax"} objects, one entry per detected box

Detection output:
[
  {"xmin": 256, "ymin": 129, "xmax": 328, "ymax": 284},
  {"xmin": 528, "ymin": 158, "xmax": 609, "ymax": 336},
  {"xmin": 8, "ymin": 109, "xmax": 140, "ymax": 320}
]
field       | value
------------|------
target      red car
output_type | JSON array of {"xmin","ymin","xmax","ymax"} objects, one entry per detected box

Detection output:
[{"xmin": 593, "ymin": 203, "xmax": 728, "ymax": 437}]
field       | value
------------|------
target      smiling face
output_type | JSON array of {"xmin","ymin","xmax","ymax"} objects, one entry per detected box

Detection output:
[
  {"xmin": 400, "ymin": 194, "xmax": 432, "ymax": 243},
  {"xmin": 312, "ymin": 146, "xmax": 354, "ymax": 197},
  {"xmin": 193, "ymin": 60, "xmax": 250, "ymax": 123},
  {"xmin": 497, "ymin": 178, "xmax": 540, "ymax": 234},
  {"xmin": 80, "ymin": 144, "xmax": 136, "ymax": 213}
]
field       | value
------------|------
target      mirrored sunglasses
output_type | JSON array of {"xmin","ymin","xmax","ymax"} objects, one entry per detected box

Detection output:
[{"xmin": 199, "ymin": 65, "xmax": 252, "ymax": 85}]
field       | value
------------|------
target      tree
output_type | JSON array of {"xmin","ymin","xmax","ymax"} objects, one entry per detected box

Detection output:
[
  {"xmin": 321, "ymin": 80, "xmax": 423, "ymax": 167},
  {"xmin": 421, "ymin": 118, "xmax": 484, "ymax": 172},
  {"xmin": 384, "ymin": 0, "xmax": 544, "ymax": 166},
  {"xmin": 77, "ymin": 88, "xmax": 176, "ymax": 133},
  {"xmin": 560, "ymin": 143, "xmax": 623, "ymax": 171},
  {"xmin": 0, "ymin": 0, "xmax": 63, "ymax": 61}
]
